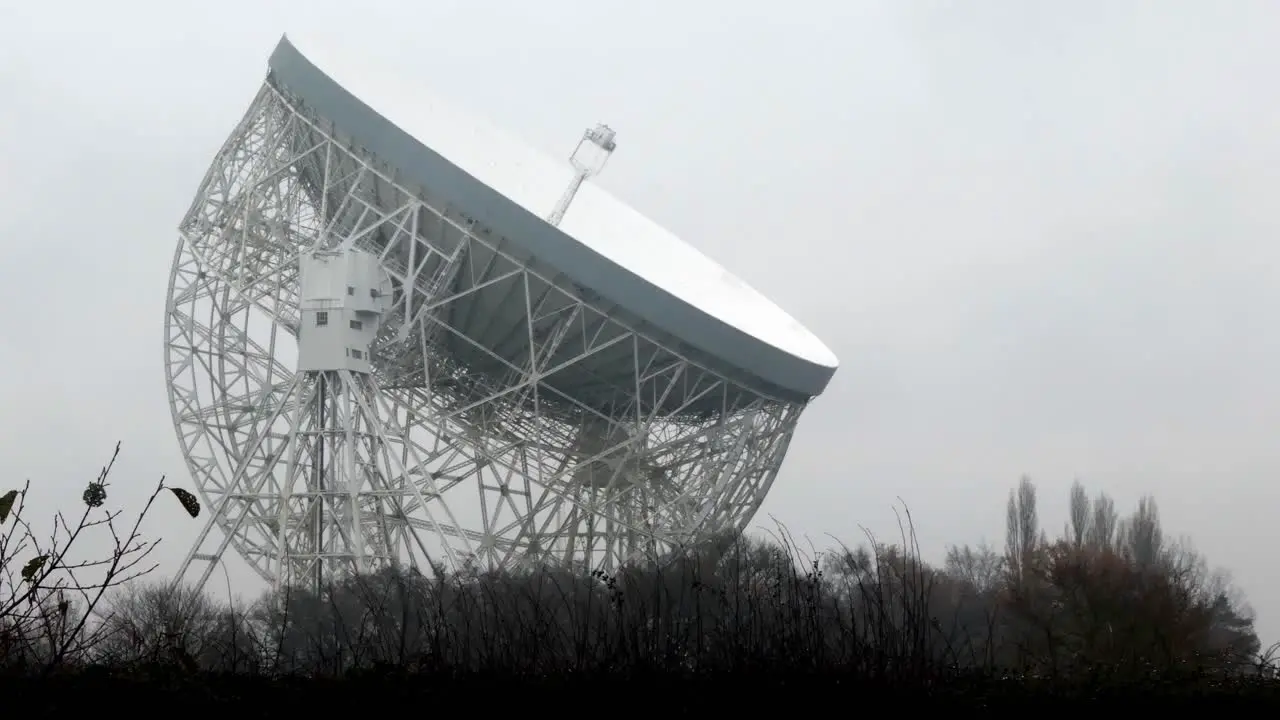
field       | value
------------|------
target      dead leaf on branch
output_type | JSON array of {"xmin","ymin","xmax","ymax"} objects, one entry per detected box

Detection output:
[
  {"xmin": 0, "ymin": 490, "xmax": 17, "ymax": 524},
  {"xmin": 82, "ymin": 482, "xmax": 107, "ymax": 508},
  {"xmin": 21, "ymin": 555, "xmax": 47, "ymax": 583},
  {"xmin": 170, "ymin": 488, "xmax": 200, "ymax": 518}
]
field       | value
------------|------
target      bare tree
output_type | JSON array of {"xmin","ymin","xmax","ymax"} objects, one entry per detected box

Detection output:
[
  {"xmin": 0, "ymin": 443, "xmax": 171, "ymax": 670},
  {"xmin": 1068, "ymin": 481, "xmax": 1090, "ymax": 548},
  {"xmin": 93, "ymin": 581, "xmax": 226, "ymax": 667},
  {"xmin": 1087, "ymin": 491, "xmax": 1118, "ymax": 550},
  {"xmin": 1119, "ymin": 495, "xmax": 1163, "ymax": 569},
  {"xmin": 944, "ymin": 543, "xmax": 1004, "ymax": 595},
  {"xmin": 1005, "ymin": 476, "xmax": 1040, "ymax": 587}
]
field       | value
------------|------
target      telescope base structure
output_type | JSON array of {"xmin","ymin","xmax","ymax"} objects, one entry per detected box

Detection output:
[{"xmin": 164, "ymin": 80, "xmax": 807, "ymax": 595}]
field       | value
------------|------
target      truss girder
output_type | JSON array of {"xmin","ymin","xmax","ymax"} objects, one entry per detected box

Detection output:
[{"xmin": 164, "ymin": 80, "xmax": 806, "ymax": 593}]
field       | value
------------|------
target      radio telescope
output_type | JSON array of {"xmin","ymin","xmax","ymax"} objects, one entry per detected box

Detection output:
[{"xmin": 164, "ymin": 34, "xmax": 838, "ymax": 595}]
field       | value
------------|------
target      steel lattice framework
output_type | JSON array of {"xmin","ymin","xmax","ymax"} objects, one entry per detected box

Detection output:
[{"xmin": 164, "ymin": 79, "xmax": 806, "ymax": 595}]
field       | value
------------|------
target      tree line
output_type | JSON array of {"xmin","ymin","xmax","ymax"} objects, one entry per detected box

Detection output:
[{"xmin": 0, "ymin": 444, "xmax": 1268, "ymax": 682}]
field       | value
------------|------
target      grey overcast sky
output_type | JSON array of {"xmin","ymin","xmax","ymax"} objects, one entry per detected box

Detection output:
[{"xmin": 2, "ymin": 0, "xmax": 1279, "ymax": 643}]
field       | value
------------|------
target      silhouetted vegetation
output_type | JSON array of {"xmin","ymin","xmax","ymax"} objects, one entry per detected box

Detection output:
[{"xmin": 2, "ymin": 445, "xmax": 1277, "ymax": 710}]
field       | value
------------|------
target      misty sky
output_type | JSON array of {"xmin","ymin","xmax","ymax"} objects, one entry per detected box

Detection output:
[{"xmin": 2, "ymin": 1, "xmax": 1279, "ymax": 645}]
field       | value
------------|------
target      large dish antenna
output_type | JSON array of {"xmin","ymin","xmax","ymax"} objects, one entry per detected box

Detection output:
[{"xmin": 163, "ymin": 35, "xmax": 837, "ymax": 595}]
